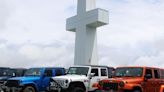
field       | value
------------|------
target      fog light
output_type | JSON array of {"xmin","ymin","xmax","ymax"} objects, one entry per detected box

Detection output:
[{"xmin": 65, "ymin": 80, "xmax": 68, "ymax": 83}]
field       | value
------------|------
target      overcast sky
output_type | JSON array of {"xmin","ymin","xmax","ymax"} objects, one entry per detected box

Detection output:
[{"xmin": 0, "ymin": 0, "xmax": 164, "ymax": 68}]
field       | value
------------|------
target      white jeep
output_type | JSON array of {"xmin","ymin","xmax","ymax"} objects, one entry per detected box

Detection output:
[{"xmin": 49, "ymin": 65, "xmax": 114, "ymax": 92}]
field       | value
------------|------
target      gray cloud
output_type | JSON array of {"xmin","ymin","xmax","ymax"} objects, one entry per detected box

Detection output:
[{"xmin": 0, "ymin": 42, "xmax": 74, "ymax": 68}]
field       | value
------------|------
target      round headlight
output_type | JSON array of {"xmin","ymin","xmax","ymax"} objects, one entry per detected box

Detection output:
[
  {"xmin": 65, "ymin": 80, "xmax": 69, "ymax": 83},
  {"xmin": 119, "ymin": 81, "xmax": 124, "ymax": 87}
]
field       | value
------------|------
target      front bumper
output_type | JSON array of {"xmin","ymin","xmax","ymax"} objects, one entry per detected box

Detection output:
[
  {"xmin": 48, "ymin": 86, "xmax": 69, "ymax": 92},
  {"xmin": 0, "ymin": 84, "xmax": 5, "ymax": 92},
  {"xmin": 0, "ymin": 87, "xmax": 3, "ymax": 92},
  {"xmin": 2, "ymin": 86, "xmax": 23, "ymax": 92}
]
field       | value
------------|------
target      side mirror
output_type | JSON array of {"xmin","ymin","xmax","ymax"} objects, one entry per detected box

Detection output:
[
  {"xmin": 144, "ymin": 74, "xmax": 151, "ymax": 81},
  {"xmin": 89, "ymin": 73, "xmax": 95, "ymax": 79}
]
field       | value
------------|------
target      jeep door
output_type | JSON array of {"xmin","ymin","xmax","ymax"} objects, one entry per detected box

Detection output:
[
  {"xmin": 143, "ymin": 68, "xmax": 155, "ymax": 92},
  {"xmin": 89, "ymin": 68, "xmax": 100, "ymax": 91},
  {"xmin": 100, "ymin": 68, "xmax": 108, "ymax": 80},
  {"xmin": 41, "ymin": 68, "xmax": 53, "ymax": 91},
  {"xmin": 153, "ymin": 69, "xmax": 160, "ymax": 92}
]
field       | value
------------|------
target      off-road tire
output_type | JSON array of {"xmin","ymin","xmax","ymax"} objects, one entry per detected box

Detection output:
[
  {"xmin": 72, "ymin": 87, "xmax": 85, "ymax": 92},
  {"xmin": 23, "ymin": 86, "xmax": 36, "ymax": 92},
  {"xmin": 133, "ymin": 89, "xmax": 142, "ymax": 92}
]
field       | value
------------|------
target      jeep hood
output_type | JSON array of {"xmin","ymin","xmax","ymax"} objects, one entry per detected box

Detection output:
[
  {"xmin": 9, "ymin": 76, "xmax": 40, "ymax": 82},
  {"xmin": 101, "ymin": 77, "xmax": 143, "ymax": 83},
  {"xmin": 0, "ymin": 76, "xmax": 11, "ymax": 81},
  {"xmin": 52, "ymin": 74, "xmax": 87, "ymax": 81}
]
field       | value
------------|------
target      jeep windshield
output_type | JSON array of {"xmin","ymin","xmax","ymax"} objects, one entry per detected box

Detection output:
[
  {"xmin": 115, "ymin": 67, "xmax": 143, "ymax": 77},
  {"xmin": 24, "ymin": 68, "xmax": 42, "ymax": 76},
  {"xmin": 14, "ymin": 69, "xmax": 26, "ymax": 77},
  {"xmin": 0, "ymin": 68, "xmax": 14, "ymax": 77},
  {"xmin": 67, "ymin": 67, "xmax": 89, "ymax": 75}
]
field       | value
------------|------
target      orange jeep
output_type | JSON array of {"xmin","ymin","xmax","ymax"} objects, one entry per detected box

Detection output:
[{"xmin": 97, "ymin": 66, "xmax": 164, "ymax": 92}]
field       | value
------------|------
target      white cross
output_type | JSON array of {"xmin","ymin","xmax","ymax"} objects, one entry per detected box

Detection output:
[{"xmin": 66, "ymin": 0, "xmax": 109, "ymax": 65}]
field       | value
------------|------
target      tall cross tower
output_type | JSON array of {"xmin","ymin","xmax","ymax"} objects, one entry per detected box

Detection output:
[{"xmin": 66, "ymin": 0, "xmax": 109, "ymax": 65}]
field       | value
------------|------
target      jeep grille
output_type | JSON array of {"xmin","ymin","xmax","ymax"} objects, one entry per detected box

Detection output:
[
  {"xmin": 55, "ymin": 80, "xmax": 65, "ymax": 87},
  {"xmin": 103, "ymin": 82, "xmax": 118, "ymax": 90},
  {"xmin": 5, "ymin": 80, "xmax": 19, "ymax": 87}
]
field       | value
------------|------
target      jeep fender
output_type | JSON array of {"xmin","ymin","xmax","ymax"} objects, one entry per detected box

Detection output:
[
  {"xmin": 124, "ymin": 84, "xmax": 142, "ymax": 91},
  {"xmin": 69, "ymin": 81, "xmax": 86, "ymax": 91},
  {"xmin": 133, "ymin": 86, "xmax": 143, "ymax": 92}
]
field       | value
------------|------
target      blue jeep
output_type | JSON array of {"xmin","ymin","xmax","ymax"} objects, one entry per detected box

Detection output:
[{"xmin": 5, "ymin": 67, "xmax": 65, "ymax": 92}]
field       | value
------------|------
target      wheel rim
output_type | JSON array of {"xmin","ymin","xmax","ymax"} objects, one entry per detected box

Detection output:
[
  {"xmin": 28, "ymin": 88, "xmax": 34, "ymax": 92},
  {"xmin": 24, "ymin": 87, "xmax": 35, "ymax": 92}
]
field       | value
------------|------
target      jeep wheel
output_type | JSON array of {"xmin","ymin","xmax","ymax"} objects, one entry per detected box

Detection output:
[
  {"xmin": 133, "ymin": 89, "xmax": 141, "ymax": 92},
  {"xmin": 23, "ymin": 86, "xmax": 35, "ymax": 92},
  {"xmin": 72, "ymin": 87, "xmax": 85, "ymax": 92}
]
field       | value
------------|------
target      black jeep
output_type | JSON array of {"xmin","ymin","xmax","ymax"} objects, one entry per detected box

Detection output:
[{"xmin": 0, "ymin": 68, "xmax": 26, "ymax": 91}]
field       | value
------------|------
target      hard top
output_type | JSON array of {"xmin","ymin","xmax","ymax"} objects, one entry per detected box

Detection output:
[
  {"xmin": 116, "ymin": 66, "xmax": 164, "ymax": 70},
  {"xmin": 28, "ymin": 67, "xmax": 65, "ymax": 69},
  {"xmin": 71, "ymin": 65, "xmax": 114, "ymax": 69}
]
